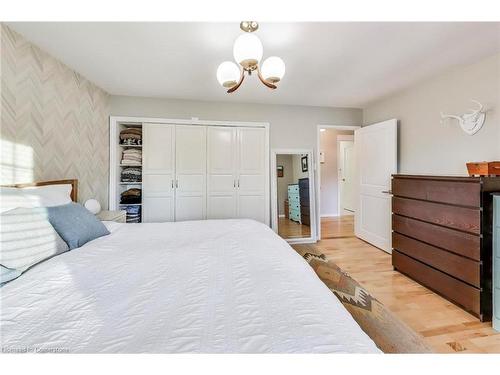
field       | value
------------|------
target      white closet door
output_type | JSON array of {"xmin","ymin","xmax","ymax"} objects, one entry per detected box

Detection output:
[
  {"xmin": 143, "ymin": 123, "xmax": 175, "ymax": 222},
  {"xmin": 175, "ymin": 125, "xmax": 207, "ymax": 221},
  {"xmin": 237, "ymin": 127, "xmax": 266, "ymax": 223},
  {"xmin": 206, "ymin": 126, "xmax": 237, "ymax": 219}
]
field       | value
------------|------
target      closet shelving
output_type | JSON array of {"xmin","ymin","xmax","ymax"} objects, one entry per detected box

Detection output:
[{"xmin": 115, "ymin": 122, "xmax": 143, "ymax": 223}]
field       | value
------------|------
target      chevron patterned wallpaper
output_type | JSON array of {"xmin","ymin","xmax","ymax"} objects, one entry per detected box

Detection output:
[{"xmin": 1, "ymin": 24, "xmax": 110, "ymax": 207}]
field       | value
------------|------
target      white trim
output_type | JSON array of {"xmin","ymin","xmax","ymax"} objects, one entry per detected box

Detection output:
[
  {"xmin": 337, "ymin": 134, "xmax": 354, "ymax": 141},
  {"xmin": 287, "ymin": 237, "xmax": 317, "ymax": 245},
  {"xmin": 316, "ymin": 124, "xmax": 360, "ymax": 240},
  {"xmin": 110, "ymin": 115, "xmax": 269, "ymax": 128},
  {"xmin": 278, "ymin": 214, "xmax": 285, "ymax": 218},
  {"xmin": 317, "ymin": 124, "xmax": 360, "ymax": 131},
  {"xmin": 270, "ymin": 148, "xmax": 317, "ymax": 243},
  {"xmin": 320, "ymin": 214, "xmax": 339, "ymax": 218},
  {"xmin": 109, "ymin": 116, "xmax": 271, "ymax": 226}
]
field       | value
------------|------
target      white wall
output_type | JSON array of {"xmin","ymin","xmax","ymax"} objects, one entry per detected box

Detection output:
[
  {"xmin": 292, "ymin": 154, "xmax": 309, "ymax": 181},
  {"xmin": 276, "ymin": 154, "xmax": 294, "ymax": 216},
  {"xmin": 363, "ymin": 52, "xmax": 500, "ymax": 176},
  {"xmin": 110, "ymin": 96, "xmax": 362, "ymax": 150},
  {"xmin": 319, "ymin": 129, "xmax": 354, "ymax": 216}
]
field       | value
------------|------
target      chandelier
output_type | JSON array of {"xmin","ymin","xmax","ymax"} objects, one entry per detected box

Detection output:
[{"xmin": 216, "ymin": 21, "xmax": 286, "ymax": 93}]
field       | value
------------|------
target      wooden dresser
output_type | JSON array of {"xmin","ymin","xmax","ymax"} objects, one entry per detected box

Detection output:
[
  {"xmin": 299, "ymin": 178, "xmax": 310, "ymax": 226},
  {"xmin": 493, "ymin": 194, "xmax": 500, "ymax": 331},
  {"xmin": 288, "ymin": 184, "xmax": 301, "ymax": 222},
  {"xmin": 391, "ymin": 174, "xmax": 500, "ymax": 321}
]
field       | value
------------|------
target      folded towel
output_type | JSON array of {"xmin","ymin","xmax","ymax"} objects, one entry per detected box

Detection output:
[
  {"xmin": 120, "ymin": 133, "xmax": 142, "ymax": 141},
  {"xmin": 120, "ymin": 138, "xmax": 142, "ymax": 146},
  {"xmin": 121, "ymin": 188, "xmax": 141, "ymax": 197}
]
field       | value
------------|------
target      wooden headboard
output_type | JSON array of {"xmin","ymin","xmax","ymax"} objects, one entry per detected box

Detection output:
[{"xmin": 3, "ymin": 179, "xmax": 78, "ymax": 202}]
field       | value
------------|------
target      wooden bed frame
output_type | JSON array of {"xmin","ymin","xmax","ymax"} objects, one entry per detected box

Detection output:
[{"xmin": 2, "ymin": 179, "xmax": 78, "ymax": 202}]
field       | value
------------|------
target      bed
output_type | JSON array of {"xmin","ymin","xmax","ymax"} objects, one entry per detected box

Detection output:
[{"xmin": 0, "ymin": 180, "xmax": 380, "ymax": 353}]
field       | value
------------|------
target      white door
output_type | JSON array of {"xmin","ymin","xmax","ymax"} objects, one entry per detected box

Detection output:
[
  {"xmin": 237, "ymin": 127, "xmax": 267, "ymax": 223},
  {"xmin": 354, "ymin": 119, "xmax": 397, "ymax": 253},
  {"xmin": 207, "ymin": 127, "xmax": 237, "ymax": 219},
  {"xmin": 175, "ymin": 125, "xmax": 207, "ymax": 221},
  {"xmin": 338, "ymin": 140, "xmax": 355, "ymax": 214},
  {"xmin": 143, "ymin": 123, "xmax": 175, "ymax": 222}
]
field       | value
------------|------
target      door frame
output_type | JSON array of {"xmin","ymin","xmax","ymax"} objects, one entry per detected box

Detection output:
[
  {"xmin": 270, "ymin": 148, "xmax": 317, "ymax": 244},
  {"xmin": 109, "ymin": 116, "xmax": 270, "ymax": 226},
  {"xmin": 337, "ymin": 135, "xmax": 355, "ymax": 216},
  {"xmin": 316, "ymin": 124, "xmax": 360, "ymax": 240}
]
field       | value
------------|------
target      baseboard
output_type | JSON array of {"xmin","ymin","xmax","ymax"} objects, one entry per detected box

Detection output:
[
  {"xmin": 287, "ymin": 237, "xmax": 318, "ymax": 245},
  {"xmin": 278, "ymin": 214, "xmax": 285, "ymax": 218},
  {"xmin": 320, "ymin": 214, "xmax": 339, "ymax": 218}
]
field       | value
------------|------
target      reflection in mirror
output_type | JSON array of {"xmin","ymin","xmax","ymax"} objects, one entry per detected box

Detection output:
[{"xmin": 276, "ymin": 153, "xmax": 311, "ymax": 240}]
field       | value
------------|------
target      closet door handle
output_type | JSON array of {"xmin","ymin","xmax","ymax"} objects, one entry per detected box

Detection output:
[
  {"xmin": 233, "ymin": 180, "xmax": 236, "ymax": 188},
  {"xmin": 176, "ymin": 180, "xmax": 179, "ymax": 188},
  {"xmin": 237, "ymin": 179, "xmax": 240, "ymax": 188},
  {"xmin": 171, "ymin": 180, "xmax": 174, "ymax": 189}
]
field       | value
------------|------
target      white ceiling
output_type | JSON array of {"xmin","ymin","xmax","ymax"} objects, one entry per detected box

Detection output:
[{"xmin": 7, "ymin": 22, "xmax": 500, "ymax": 108}]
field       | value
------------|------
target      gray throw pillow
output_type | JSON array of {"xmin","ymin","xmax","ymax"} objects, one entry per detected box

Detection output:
[
  {"xmin": 0, "ymin": 207, "xmax": 70, "ymax": 285},
  {"xmin": 47, "ymin": 202, "xmax": 110, "ymax": 250}
]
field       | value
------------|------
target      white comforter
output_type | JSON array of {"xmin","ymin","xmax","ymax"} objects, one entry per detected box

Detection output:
[{"xmin": 0, "ymin": 219, "xmax": 380, "ymax": 353}]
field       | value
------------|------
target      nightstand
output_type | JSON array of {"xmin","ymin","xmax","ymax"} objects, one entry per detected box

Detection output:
[{"xmin": 96, "ymin": 210, "xmax": 127, "ymax": 223}]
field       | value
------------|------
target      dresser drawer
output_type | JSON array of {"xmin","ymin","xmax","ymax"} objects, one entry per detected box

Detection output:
[
  {"xmin": 288, "ymin": 194, "xmax": 300, "ymax": 205},
  {"xmin": 299, "ymin": 192, "xmax": 309, "ymax": 206},
  {"xmin": 301, "ymin": 213, "xmax": 310, "ymax": 226},
  {"xmin": 288, "ymin": 185, "xmax": 299, "ymax": 194},
  {"xmin": 289, "ymin": 211, "xmax": 300, "ymax": 222},
  {"xmin": 393, "ymin": 233, "xmax": 480, "ymax": 287},
  {"xmin": 392, "ymin": 197, "xmax": 480, "ymax": 234},
  {"xmin": 300, "ymin": 204, "xmax": 310, "ymax": 216},
  {"xmin": 392, "ymin": 177, "xmax": 481, "ymax": 207},
  {"xmin": 392, "ymin": 215, "xmax": 480, "ymax": 260},
  {"xmin": 393, "ymin": 250, "xmax": 480, "ymax": 317}
]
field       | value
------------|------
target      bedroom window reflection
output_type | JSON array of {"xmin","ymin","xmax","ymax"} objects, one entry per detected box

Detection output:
[{"xmin": 0, "ymin": 139, "xmax": 34, "ymax": 184}]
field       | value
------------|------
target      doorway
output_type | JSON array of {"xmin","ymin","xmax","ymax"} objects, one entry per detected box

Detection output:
[
  {"xmin": 271, "ymin": 149, "xmax": 316, "ymax": 243},
  {"xmin": 337, "ymin": 136, "xmax": 355, "ymax": 215},
  {"xmin": 316, "ymin": 125, "xmax": 360, "ymax": 240}
]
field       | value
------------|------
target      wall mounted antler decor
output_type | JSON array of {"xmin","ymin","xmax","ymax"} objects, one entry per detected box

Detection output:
[{"xmin": 440, "ymin": 100, "xmax": 486, "ymax": 136}]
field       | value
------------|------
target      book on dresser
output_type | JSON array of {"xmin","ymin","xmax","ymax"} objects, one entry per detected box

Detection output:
[{"xmin": 391, "ymin": 174, "xmax": 500, "ymax": 321}]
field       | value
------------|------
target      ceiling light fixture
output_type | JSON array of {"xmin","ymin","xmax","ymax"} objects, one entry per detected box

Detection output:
[{"xmin": 216, "ymin": 21, "xmax": 285, "ymax": 93}]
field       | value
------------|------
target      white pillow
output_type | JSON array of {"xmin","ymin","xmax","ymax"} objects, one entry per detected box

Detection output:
[
  {"xmin": 0, "ymin": 187, "xmax": 33, "ymax": 213},
  {"xmin": 1, "ymin": 207, "xmax": 69, "ymax": 284},
  {"xmin": 21, "ymin": 184, "xmax": 72, "ymax": 207}
]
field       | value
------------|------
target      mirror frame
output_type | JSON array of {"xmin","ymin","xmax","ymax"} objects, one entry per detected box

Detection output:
[{"xmin": 270, "ymin": 149, "xmax": 317, "ymax": 244}]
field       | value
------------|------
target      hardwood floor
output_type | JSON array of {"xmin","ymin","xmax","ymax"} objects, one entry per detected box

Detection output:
[
  {"xmin": 278, "ymin": 216, "xmax": 311, "ymax": 238},
  {"xmin": 292, "ymin": 215, "xmax": 500, "ymax": 353},
  {"xmin": 321, "ymin": 215, "xmax": 354, "ymax": 238}
]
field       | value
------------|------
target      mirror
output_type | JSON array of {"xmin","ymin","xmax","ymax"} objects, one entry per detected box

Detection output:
[{"xmin": 272, "ymin": 151, "xmax": 315, "ymax": 242}]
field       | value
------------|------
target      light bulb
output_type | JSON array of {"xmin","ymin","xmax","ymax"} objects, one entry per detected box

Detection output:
[
  {"xmin": 216, "ymin": 61, "xmax": 240, "ymax": 88},
  {"xmin": 261, "ymin": 56, "xmax": 285, "ymax": 83},
  {"xmin": 233, "ymin": 33, "xmax": 263, "ymax": 69}
]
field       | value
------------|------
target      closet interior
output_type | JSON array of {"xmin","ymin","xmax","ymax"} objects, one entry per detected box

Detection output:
[{"xmin": 118, "ymin": 123, "xmax": 143, "ymax": 223}]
